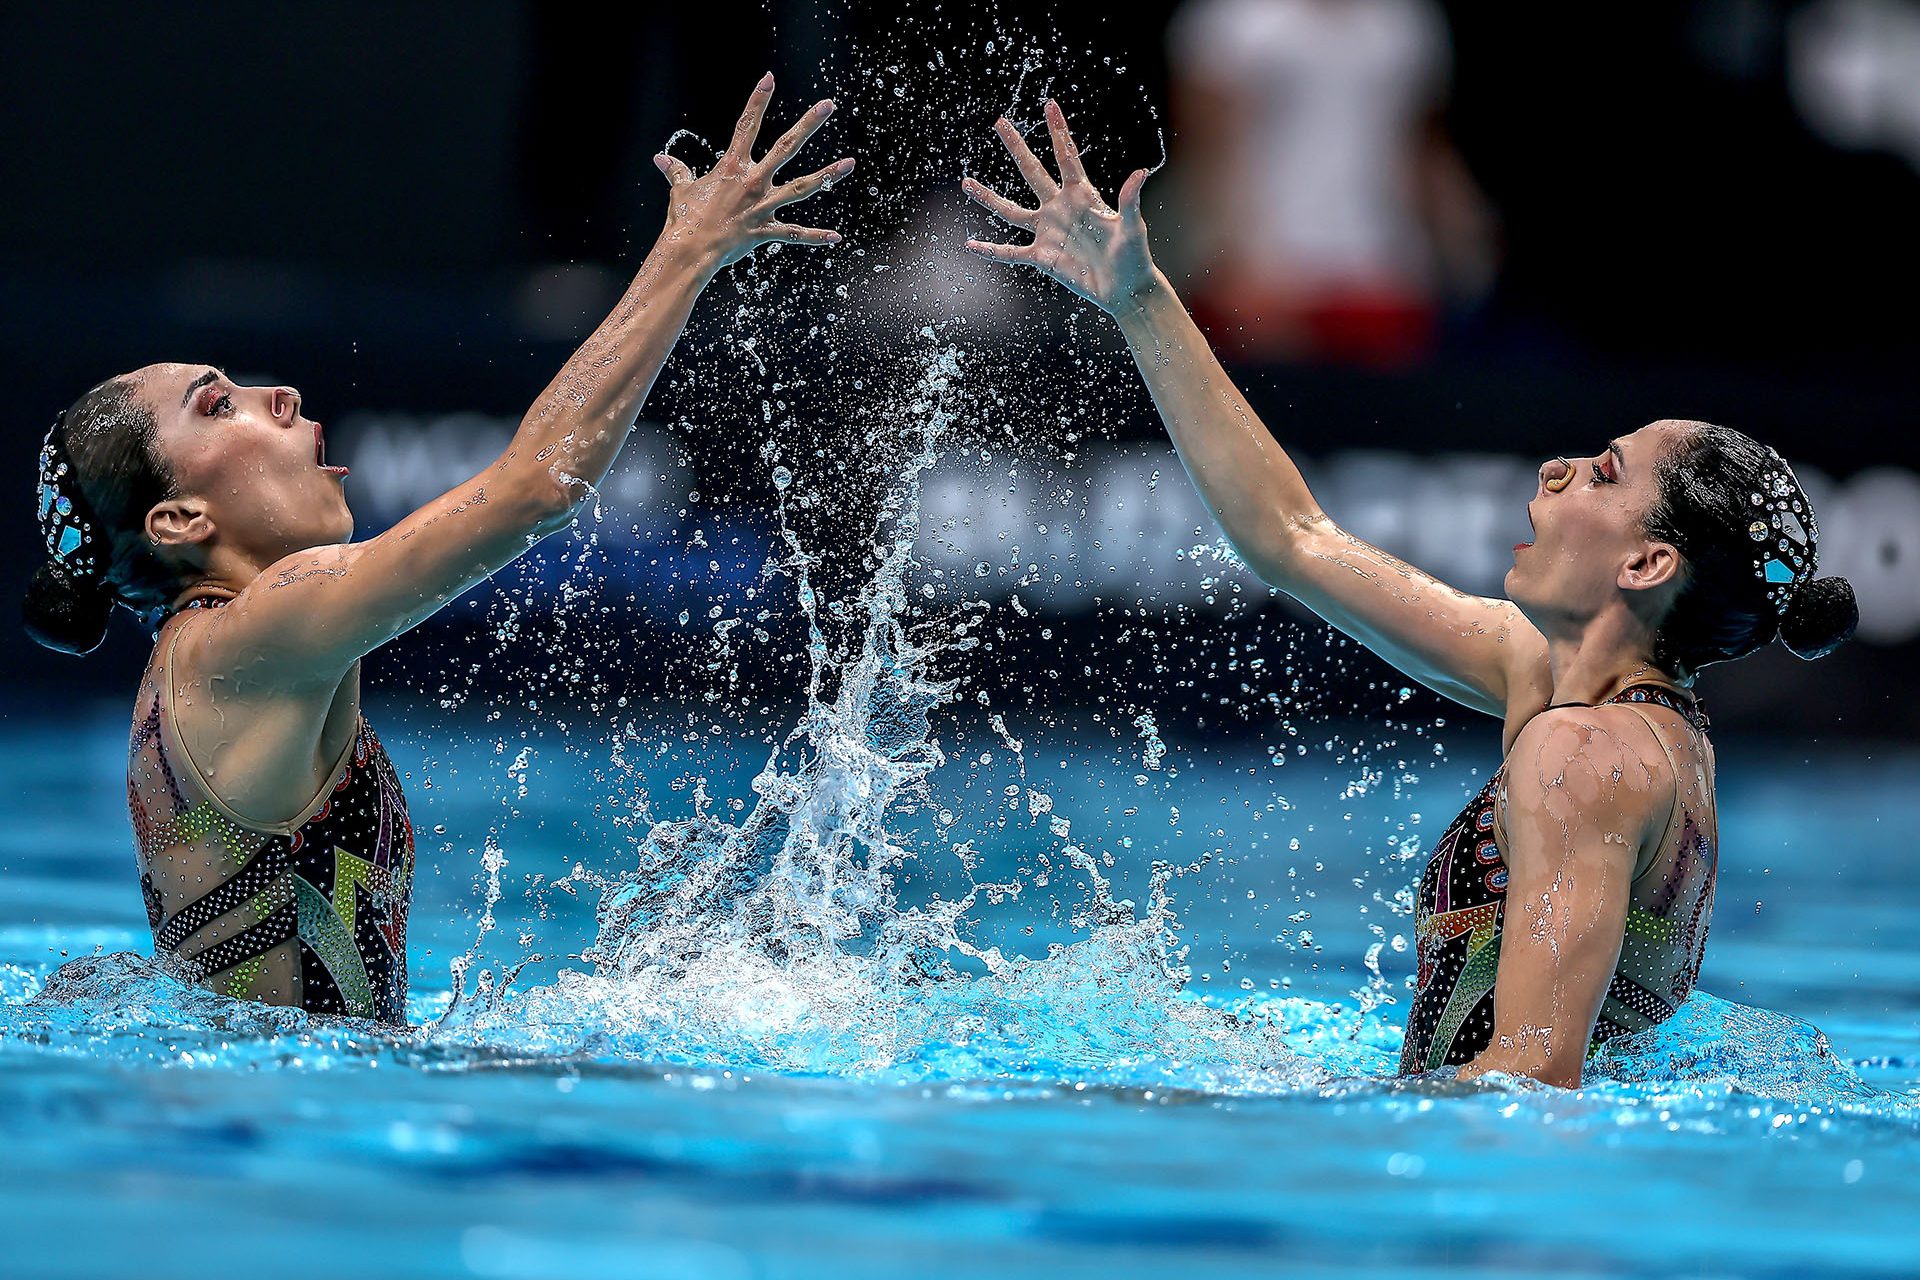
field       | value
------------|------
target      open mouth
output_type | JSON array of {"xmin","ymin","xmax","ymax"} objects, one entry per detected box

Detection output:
[
  {"xmin": 1516, "ymin": 502, "xmax": 1536, "ymax": 553},
  {"xmin": 315, "ymin": 422, "xmax": 350, "ymax": 478}
]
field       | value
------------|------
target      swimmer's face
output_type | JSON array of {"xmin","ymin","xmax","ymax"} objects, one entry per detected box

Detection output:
[
  {"xmin": 131, "ymin": 363, "xmax": 353, "ymax": 569},
  {"xmin": 1507, "ymin": 421, "xmax": 1689, "ymax": 628}
]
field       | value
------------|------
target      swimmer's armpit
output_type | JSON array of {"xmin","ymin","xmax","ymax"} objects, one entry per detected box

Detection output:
[{"xmin": 1465, "ymin": 708, "xmax": 1664, "ymax": 1088}]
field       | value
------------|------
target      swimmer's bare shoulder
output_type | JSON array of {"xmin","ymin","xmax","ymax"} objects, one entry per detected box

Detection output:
[
  {"xmin": 164, "ymin": 463, "xmax": 571, "ymax": 823},
  {"xmin": 161, "ymin": 591, "xmax": 366, "ymax": 829}
]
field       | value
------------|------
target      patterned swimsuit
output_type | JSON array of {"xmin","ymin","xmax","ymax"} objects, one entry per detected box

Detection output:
[
  {"xmin": 1399, "ymin": 684, "xmax": 1718, "ymax": 1073},
  {"xmin": 127, "ymin": 602, "xmax": 417, "ymax": 1023}
]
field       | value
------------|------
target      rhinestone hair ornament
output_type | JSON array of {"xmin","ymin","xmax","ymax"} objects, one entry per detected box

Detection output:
[
  {"xmin": 1746, "ymin": 447, "xmax": 1816, "ymax": 616},
  {"xmin": 35, "ymin": 412, "xmax": 106, "ymax": 583}
]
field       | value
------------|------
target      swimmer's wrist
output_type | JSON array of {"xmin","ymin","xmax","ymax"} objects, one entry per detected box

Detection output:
[
  {"xmin": 1111, "ymin": 269, "xmax": 1175, "ymax": 325},
  {"xmin": 645, "ymin": 232, "xmax": 726, "ymax": 285}
]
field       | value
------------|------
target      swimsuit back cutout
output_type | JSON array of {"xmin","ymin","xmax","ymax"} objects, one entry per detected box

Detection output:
[
  {"xmin": 1398, "ymin": 683, "xmax": 1718, "ymax": 1074},
  {"xmin": 126, "ymin": 600, "xmax": 416, "ymax": 1023}
]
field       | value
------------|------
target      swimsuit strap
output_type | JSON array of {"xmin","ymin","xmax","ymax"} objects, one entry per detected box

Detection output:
[{"xmin": 1546, "ymin": 681, "xmax": 1710, "ymax": 734}]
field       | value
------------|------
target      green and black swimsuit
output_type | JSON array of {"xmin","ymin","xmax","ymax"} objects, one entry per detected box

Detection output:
[{"xmin": 128, "ymin": 600, "xmax": 417, "ymax": 1023}]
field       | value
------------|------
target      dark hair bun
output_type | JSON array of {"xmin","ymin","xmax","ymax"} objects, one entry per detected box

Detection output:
[
  {"xmin": 23, "ymin": 559, "xmax": 116, "ymax": 655},
  {"xmin": 1779, "ymin": 576, "xmax": 1858, "ymax": 661}
]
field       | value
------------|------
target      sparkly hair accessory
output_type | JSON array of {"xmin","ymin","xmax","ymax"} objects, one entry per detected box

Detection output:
[
  {"xmin": 1746, "ymin": 448, "xmax": 1816, "ymax": 616},
  {"xmin": 35, "ymin": 412, "xmax": 103, "ymax": 581}
]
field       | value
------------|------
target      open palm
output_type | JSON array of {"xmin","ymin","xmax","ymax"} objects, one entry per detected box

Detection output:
[{"xmin": 962, "ymin": 100, "xmax": 1157, "ymax": 312}]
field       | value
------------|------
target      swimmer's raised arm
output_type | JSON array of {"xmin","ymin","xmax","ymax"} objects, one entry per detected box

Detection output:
[
  {"xmin": 963, "ymin": 102, "xmax": 1546, "ymax": 720},
  {"xmin": 207, "ymin": 77, "xmax": 853, "ymax": 684}
]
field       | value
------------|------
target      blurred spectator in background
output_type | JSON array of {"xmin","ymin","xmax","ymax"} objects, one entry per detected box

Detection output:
[
  {"xmin": 1788, "ymin": 0, "xmax": 1920, "ymax": 172},
  {"xmin": 1166, "ymin": 0, "xmax": 1498, "ymax": 366}
]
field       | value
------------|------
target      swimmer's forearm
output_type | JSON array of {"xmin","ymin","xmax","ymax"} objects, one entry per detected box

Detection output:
[
  {"xmin": 498, "ymin": 237, "xmax": 720, "ymax": 521},
  {"xmin": 1112, "ymin": 273, "xmax": 1323, "ymax": 579},
  {"xmin": 218, "ymin": 81, "xmax": 853, "ymax": 681},
  {"xmin": 226, "ymin": 240, "xmax": 722, "ymax": 676}
]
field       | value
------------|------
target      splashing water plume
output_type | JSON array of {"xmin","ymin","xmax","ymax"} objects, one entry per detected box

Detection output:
[{"xmin": 419, "ymin": 337, "xmax": 1306, "ymax": 1090}]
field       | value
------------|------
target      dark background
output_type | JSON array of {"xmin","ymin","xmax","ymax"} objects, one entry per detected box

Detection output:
[{"xmin": 3, "ymin": 0, "xmax": 1915, "ymax": 738}]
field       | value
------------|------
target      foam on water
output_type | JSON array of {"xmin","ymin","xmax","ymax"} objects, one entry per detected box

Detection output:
[{"xmin": 12, "ymin": 945, "xmax": 1917, "ymax": 1132}]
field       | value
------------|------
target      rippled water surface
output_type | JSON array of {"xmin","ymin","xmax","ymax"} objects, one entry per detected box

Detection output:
[{"xmin": 7, "ymin": 681, "xmax": 1918, "ymax": 1280}]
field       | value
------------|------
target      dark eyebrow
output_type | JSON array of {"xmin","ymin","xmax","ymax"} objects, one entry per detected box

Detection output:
[{"xmin": 180, "ymin": 369, "xmax": 222, "ymax": 408}]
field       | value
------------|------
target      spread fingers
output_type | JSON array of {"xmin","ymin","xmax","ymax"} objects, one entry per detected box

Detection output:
[
  {"xmin": 962, "ymin": 177, "xmax": 1038, "ymax": 229},
  {"xmin": 994, "ymin": 117, "xmax": 1059, "ymax": 200},
  {"xmin": 964, "ymin": 238, "xmax": 1037, "ymax": 266},
  {"xmin": 761, "ymin": 157, "xmax": 857, "ymax": 211},
  {"xmin": 760, "ymin": 222, "xmax": 843, "ymax": 246},
  {"xmin": 1043, "ymin": 99, "xmax": 1088, "ymax": 186},
  {"xmin": 726, "ymin": 72, "xmax": 777, "ymax": 165},
  {"xmin": 759, "ymin": 98, "xmax": 836, "ymax": 176}
]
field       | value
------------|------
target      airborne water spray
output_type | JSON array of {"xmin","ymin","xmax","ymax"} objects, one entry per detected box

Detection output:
[{"xmin": 419, "ymin": 334, "xmax": 1318, "ymax": 1088}]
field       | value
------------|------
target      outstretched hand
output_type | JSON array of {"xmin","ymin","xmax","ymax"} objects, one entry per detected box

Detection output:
[
  {"xmin": 655, "ymin": 73, "xmax": 855, "ymax": 269},
  {"xmin": 962, "ymin": 100, "xmax": 1158, "ymax": 311}
]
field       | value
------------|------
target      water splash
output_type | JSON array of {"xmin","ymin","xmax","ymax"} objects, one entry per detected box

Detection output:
[
  {"xmin": 1588, "ymin": 991, "xmax": 1885, "ymax": 1106},
  {"xmin": 419, "ymin": 336, "xmax": 1301, "ymax": 1087}
]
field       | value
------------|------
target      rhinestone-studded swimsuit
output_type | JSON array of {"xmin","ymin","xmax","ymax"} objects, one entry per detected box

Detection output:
[
  {"xmin": 127, "ymin": 601, "xmax": 416, "ymax": 1023},
  {"xmin": 1399, "ymin": 684, "xmax": 1717, "ymax": 1074}
]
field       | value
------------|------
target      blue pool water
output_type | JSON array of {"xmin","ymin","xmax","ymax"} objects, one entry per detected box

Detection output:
[
  {"xmin": 6, "ymin": 348, "xmax": 1917, "ymax": 1279},
  {"xmin": 4, "ymin": 691, "xmax": 1917, "ymax": 1278}
]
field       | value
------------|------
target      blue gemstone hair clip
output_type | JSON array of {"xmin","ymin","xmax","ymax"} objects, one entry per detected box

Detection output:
[
  {"xmin": 36, "ymin": 413, "xmax": 103, "ymax": 580},
  {"xmin": 1750, "ymin": 449, "xmax": 1816, "ymax": 616}
]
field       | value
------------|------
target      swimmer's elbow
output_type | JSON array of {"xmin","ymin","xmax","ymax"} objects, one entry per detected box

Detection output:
[
  {"xmin": 1249, "ymin": 512, "xmax": 1334, "ymax": 588},
  {"xmin": 1220, "ymin": 537, "xmax": 1291, "ymax": 591},
  {"xmin": 507, "ymin": 470, "xmax": 586, "ymax": 538}
]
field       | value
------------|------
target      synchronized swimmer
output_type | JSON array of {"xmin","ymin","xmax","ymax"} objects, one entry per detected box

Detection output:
[
  {"xmin": 28, "ymin": 84, "xmax": 1856, "ymax": 1086},
  {"xmin": 28, "ymin": 78, "xmax": 851, "ymax": 1024},
  {"xmin": 961, "ymin": 101, "xmax": 1856, "ymax": 1084}
]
